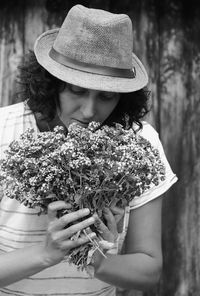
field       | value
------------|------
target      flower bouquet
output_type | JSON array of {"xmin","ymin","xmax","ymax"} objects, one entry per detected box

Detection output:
[{"xmin": 0, "ymin": 122, "xmax": 166, "ymax": 270}]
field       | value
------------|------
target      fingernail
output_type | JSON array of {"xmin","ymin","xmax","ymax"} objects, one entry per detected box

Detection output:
[
  {"xmin": 64, "ymin": 204, "xmax": 72, "ymax": 210},
  {"xmin": 88, "ymin": 217, "xmax": 95, "ymax": 223},
  {"xmin": 103, "ymin": 207, "xmax": 109, "ymax": 211},
  {"xmin": 83, "ymin": 208, "xmax": 90, "ymax": 214},
  {"xmin": 89, "ymin": 232, "xmax": 96, "ymax": 238},
  {"xmin": 94, "ymin": 219, "xmax": 101, "ymax": 227}
]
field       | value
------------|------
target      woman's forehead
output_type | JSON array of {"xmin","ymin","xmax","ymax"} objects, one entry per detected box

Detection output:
[{"xmin": 65, "ymin": 82, "xmax": 118, "ymax": 95}]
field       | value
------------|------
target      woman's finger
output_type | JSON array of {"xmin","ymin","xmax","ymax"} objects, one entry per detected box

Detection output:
[
  {"xmin": 110, "ymin": 206, "xmax": 124, "ymax": 215},
  {"xmin": 93, "ymin": 213, "xmax": 114, "ymax": 242},
  {"xmin": 47, "ymin": 201, "xmax": 71, "ymax": 221},
  {"xmin": 56, "ymin": 216, "xmax": 95, "ymax": 239},
  {"xmin": 50, "ymin": 208, "xmax": 91, "ymax": 231},
  {"xmin": 103, "ymin": 208, "xmax": 118, "ymax": 235},
  {"xmin": 59, "ymin": 232, "xmax": 96, "ymax": 251},
  {"xmin": 110, "ymin": 206, "xmax": 125, "ymax": 224},
  {"xmin": 50, "ymin": 217, "xmax": 95, "ymax": 241},
  {"xmin": 59, "ymin": 208, "xmax": 90, "ymax": 226}
]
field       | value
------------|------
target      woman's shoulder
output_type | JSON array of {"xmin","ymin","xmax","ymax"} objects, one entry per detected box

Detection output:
[
  {"xmin": 0, "ymin": 101, "xmax": 33, "ymax": 123},
  {"xmin": 129, "ymin": 121, "xmax": 178, "ymax": 210},
  {"xmin": 0, "ymin": 101, "xmax": 36, "ymax": 159},
  {"xmin": 0, "ymin": 102, "xmax": 25, "ymax": 117},
  {"xmin": 133, "ymin": 121, "xmax": 159, "ymax": 148},
  {"xmin": 0, "ymin": 101, "xmax": 24, "ymax": 111}
]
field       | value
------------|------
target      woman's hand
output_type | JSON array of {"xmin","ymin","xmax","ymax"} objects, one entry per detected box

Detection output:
[
  {"xmin": 97, "ymin": 206, "xmax": 124, "ymax": 241},
  {"xmin": 91, "ymin": 206, "xmax": 124, "ymax": 269},
  {"xmin": 41, "ymin": 200, "xmax": 96, "ymax": 267},
  {"xmin": 94, "ymin": 207, "xmax": 124, "ymax": 243}
]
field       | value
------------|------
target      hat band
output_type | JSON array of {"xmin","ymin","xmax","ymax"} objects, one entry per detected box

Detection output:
[{"xmin": 49, "ymin": 47, "xmax": 135, "ymax": 79}]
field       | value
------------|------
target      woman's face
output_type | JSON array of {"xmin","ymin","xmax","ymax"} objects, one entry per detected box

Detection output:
[{"xmin": 58, "ymin": 84, "xmax": 120, "ymax": 128}]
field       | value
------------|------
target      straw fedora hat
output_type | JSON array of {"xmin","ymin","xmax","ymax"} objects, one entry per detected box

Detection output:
[{"xmin": 34, "ymin": 5, "xmax": 148, "ymax": 93}]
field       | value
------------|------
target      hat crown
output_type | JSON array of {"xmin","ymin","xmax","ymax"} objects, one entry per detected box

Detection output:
[{"xmin": 53, "ymin": 5, "xmax": 133, "ymax": 69}]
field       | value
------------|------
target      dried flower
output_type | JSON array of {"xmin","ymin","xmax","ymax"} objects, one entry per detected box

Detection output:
[{"xmin": 0, "ymin": 122, "xmax": 166, "ymax": 270}]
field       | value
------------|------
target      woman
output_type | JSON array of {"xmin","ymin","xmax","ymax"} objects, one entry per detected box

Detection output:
[{"xmin": 0, "ymin": 5, "xmax": 177, "ymax": 295}]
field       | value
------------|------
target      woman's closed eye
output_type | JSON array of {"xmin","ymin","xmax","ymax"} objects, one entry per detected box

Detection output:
[
  {"xmin": 67, "ymin": 84, "xmax": 87, "ymax": 95},
  {"xmin": 99, "ymin": 92, "xmax": 118, "ymax": 102},
  {"xmin": 64, "ymin": 83, "xmax": 119, "ymax": 102}
]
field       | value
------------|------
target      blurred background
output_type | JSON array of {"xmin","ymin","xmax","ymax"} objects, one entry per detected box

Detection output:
[{"xmin": 0, "ymin": 0, "xmax": 199, "ymax": 295}]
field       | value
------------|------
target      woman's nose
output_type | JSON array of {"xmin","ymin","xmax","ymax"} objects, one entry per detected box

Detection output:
[{"xmin": 81, "ymin": 96, "xmax": 96, "ymax": 119}]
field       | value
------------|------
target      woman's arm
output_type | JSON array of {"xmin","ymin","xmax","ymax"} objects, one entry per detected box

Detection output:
[
  {"xmin": 0, "ymin": 201, "xmax": 96, "ymax": 287},
  {"xmin": 0, "ymin": 243, "xmax": 52, "ymax": 287},
  {"xmin": 93, "ymin": 196, "xmax": 163, "ymax": 291}
]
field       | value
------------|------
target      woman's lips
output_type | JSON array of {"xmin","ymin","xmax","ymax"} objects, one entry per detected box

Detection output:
[{"xmin": 72, "ymin": 119, "xmax": 90, "ymax": 125}]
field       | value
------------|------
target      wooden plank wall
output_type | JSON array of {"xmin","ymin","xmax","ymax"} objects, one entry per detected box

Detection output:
[{"xmin": 0, "ymin": 0, "xmax": 200, "ymax": 295}]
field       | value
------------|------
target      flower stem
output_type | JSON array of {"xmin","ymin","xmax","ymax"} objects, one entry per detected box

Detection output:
[{"xmin": 83, "ymin": 229, "xmax": 107, "ymax": 259}]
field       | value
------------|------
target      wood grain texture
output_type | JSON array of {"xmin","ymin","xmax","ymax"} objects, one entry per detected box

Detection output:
[{"xmin": 0, "ymin": 0, "xmax": 199, "ymax": 295}]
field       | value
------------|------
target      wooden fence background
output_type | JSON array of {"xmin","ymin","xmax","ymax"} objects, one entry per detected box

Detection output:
[{"xmin": 0, "ymin": 0, "xmax": 200, "ymax": 295}]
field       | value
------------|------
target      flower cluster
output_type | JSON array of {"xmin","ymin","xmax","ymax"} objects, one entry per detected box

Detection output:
[{"xmin": 0, "ymin": 122, "xmax": 166, "ymax": 270}]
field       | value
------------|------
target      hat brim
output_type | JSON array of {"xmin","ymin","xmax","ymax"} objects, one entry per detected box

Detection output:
[{"xmin": 34, "ymin": 29, "xmax": 148, "ymax": 93}]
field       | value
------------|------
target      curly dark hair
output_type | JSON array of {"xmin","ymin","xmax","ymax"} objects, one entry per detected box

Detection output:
[{"xmin": 17, "ymin": 51, "xmax": 150, "ymax": 130}]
